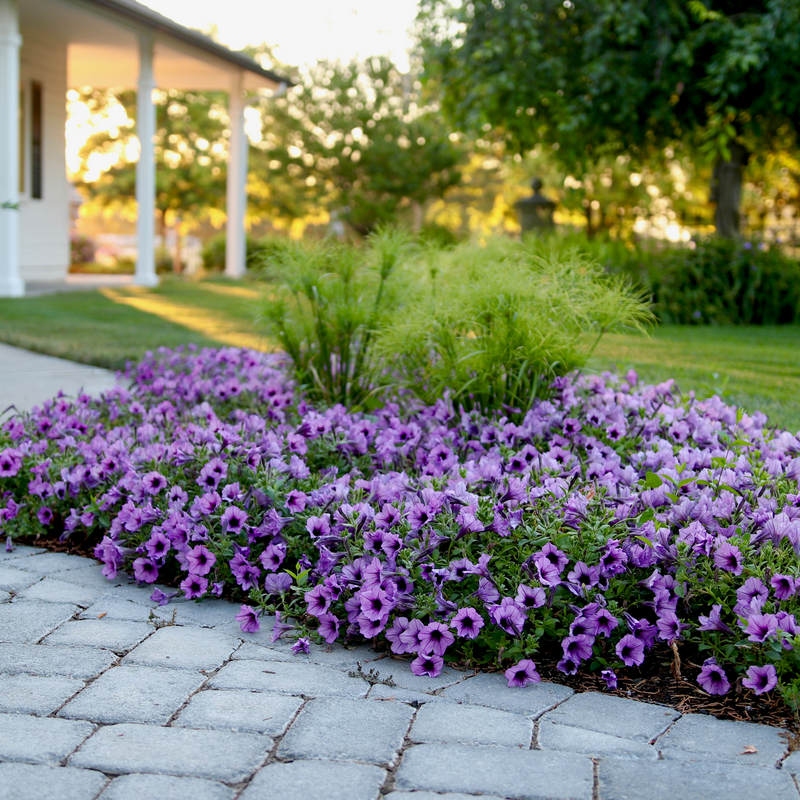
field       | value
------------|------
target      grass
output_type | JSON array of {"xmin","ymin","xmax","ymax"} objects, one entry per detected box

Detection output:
[
  {"xmin": 1, "ymin": 277, "xmax": 799, "ymax": 431},
  {"xmin": 0, "ymin": 278, "xmax": 267, "ymax": 370},
  {"xmin": 592, "ymin": 325, "xmax": 800, "ymax": 433}
]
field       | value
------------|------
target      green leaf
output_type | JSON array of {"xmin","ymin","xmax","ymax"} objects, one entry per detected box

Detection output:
[{"xmin": 643, "ymin": 471, "xmax": 663, "ymax": 488}]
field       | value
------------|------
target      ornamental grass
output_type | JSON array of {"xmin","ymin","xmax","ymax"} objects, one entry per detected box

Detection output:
[{"xmin": 1, "ymin": 345, "xmax": 799, "ymax": 717}]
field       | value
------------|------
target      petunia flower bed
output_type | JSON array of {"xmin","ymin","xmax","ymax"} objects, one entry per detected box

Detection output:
[{"xmin": 1, "ymin": 345, "xmax": 799, "ymax": 718}]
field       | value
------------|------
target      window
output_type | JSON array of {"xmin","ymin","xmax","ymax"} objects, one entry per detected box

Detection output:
[
  {"xmin": 30, "ymin": 81, "xmax": 42, "ymax": 199},
  {"xmin": 18, "ymin": 80, "xmax": 44, "ymax": 200},
  {"xmin": 18, "ymin": 84, "xmax": 24, "ymax": 194}
]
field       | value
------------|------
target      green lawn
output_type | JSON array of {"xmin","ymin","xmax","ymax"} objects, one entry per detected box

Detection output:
[
  {"xmin": 2, "ymin": 278, "xmax": 799, "ymax": 432},
  {"xmin": 592, "ymin": 325, "xmax": 800, "ymax": 432}
]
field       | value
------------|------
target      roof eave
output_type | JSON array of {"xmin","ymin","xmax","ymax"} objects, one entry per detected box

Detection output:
[{"xmin": 79, "ymin": 0, "xmax": 294, "ymax": 88}]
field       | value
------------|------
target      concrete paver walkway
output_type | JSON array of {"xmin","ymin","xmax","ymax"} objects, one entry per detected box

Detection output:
[
  {"xmin": 0, "ymin": 343, "xmax": 117, "ymax": 414},
  {"xmin": 0, "ymin": 545, "xmax": 798, "ymax": 800}
]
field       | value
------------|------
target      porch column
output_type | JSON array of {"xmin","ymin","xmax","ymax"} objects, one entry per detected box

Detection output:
[
  {"xmin": 0, "ymin": 0, "xmax": 23, "ymax": 297},
  {"xmin": 225, "ymin": 71, "xmax": 247, "ymax": 278},
  {"xmin": 135, "ymin": 34, "xmax": 158, "ymax": 287}
]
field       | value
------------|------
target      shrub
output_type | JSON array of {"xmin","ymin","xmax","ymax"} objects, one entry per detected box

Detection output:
[
  {"xmin": 70, "ymin": 233, "xmax": 95, "ymax": 265},
  {"xmin": 201, "ymin": 232, "xmax": 296, "ymax": 277},
  {"xmin": 258, "ymin": 228, "xmax": 415, "ymax": 408},
  {"xmin": 545, "ymin": 232, "xmax": 800, "ymax": 325},
  {"xmin": 1, "ymin": 347, "xmax": 800, "ymax": 713},
  {"xmin": 377, "ymin": 238, "xmax": 653, "ymax": 414},
  {"xmin": 649, "ymin": 239, "xmax": 800, "ymax": 325}
]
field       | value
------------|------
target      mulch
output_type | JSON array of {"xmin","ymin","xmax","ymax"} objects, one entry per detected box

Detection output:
[{"xmin": 13, "ymin": 530, "xmax": 800, "ymax": 741}]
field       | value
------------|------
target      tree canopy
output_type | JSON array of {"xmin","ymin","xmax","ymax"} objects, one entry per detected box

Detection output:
[
  {"xmin": 249, "ymin": 54, "xmax": 465, "ymax": 236},
  {"xmin": 418, "ymin": 0, "xmax": 800, "ymax": 234}
]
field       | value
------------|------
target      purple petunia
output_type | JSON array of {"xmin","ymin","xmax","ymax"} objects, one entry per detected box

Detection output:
[
  {"xmin": 132, "ymin": 557, "xmax": 159, "ymax": 584},
  {"xmin": 235, "ymin": 604, "xmax": 261, "ymax": 634},
  {"xmin": 418, "ymin": 621, "xmax": 455, "ymax": 657},
  {"xmin": 451, "ymin": 607, "xmax": 485, "ymax": 639},
  {"xmin": 697, "ymin": 658, "xmax": 730, "ymax": 695},
  {"xmin": 601, "ymin": 669, "xmax": 618, "ymax": 690},
  {"xmin": 410, "ymin": 652, "xmax": 444, "ymax": 678},
  {"xmin": 615, "ymin": 634, "xmax": 645, "ymax": 667},
  {"xmin": 742, "ymin": 664, "xmax": 778, "ymax": 695},
  {"xmin": 292, "ymin": 637, "xmax": 311, "ymax": 655},
  {"xmin": 186, "ymin": 544, "xmax": 216, "ymax": 576},
  {"xmin": 505, "ymin": 659, "xmax": 541, "ymax": 687}
]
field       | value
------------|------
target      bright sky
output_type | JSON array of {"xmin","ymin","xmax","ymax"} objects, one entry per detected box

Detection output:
[{"xmin": 139, "ymin": 0, "xmax": 422, "ymax": 71}]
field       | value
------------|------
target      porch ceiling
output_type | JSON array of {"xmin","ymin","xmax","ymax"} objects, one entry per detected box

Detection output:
[{"xmin": 21, "ymin": 0, "xmax": 282, "ymax": 91}]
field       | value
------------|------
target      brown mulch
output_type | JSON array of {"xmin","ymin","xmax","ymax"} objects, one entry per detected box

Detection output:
[{"xmin": 13, "ymin": 532, "xmax": 800, "ymax": 739}]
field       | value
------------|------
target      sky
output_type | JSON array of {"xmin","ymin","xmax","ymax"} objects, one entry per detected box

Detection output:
[{"xmin": 140, "ymin": 0, "xmax": 422, "ymax": 71}]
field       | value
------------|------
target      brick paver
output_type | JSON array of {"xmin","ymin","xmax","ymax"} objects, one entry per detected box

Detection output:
[{"xmin": 0, "ymin": 549, "xmax": 794, "ymax": 800}]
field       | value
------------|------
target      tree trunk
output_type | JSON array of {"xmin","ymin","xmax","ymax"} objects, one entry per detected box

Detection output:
[{"xmin": 711, "ymin": 142, "xmax": 748, "ymax": 238}]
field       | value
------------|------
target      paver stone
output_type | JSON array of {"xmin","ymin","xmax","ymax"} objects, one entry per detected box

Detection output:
[{"xmin": 241, "ymin": 761, "xmax": 386, "ymax": 800}]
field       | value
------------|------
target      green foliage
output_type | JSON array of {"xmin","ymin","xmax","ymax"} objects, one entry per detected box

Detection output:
[
  {"xmin": 258, "ymin": 228, "xmax": 416, "ymax": 407},
  {"xmin": 375, "ymin": 238, "xmax": 654, "ymax": 414},
  {"xmin": 73, "ymin": 88, "xmax": 230, "ymax": 231},
  {"xmin": 250, "ymin": 55, "xmax": 465, "ymax": 236},
  {"xmin": 549, "ymin": 232, "xmax": 800, "ymax": 325},
  {"xmin": 201, "ymin": 232, "xmax": 296, "ymax": 276},
  {"xmin": 419, "ymin": 0, "xmax": 800, "ymax": 164},
  {"xmin": 648, "ymin": 240, "xmax": 800, "ymax": 325}
]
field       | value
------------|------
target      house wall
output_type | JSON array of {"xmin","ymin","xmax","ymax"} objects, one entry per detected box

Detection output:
[{"xmin": 18, "ymin": 24, "xmax": 69, "ymax": 281}]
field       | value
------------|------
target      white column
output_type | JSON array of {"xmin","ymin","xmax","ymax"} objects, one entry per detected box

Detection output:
[
  {"xmin": 0, "ymin": 0, "xmax": 23, "ymax": 297},
  {"xmin": 135, "ymin": 34, "xmax": 158, "ymax": 287},
  {"xmin": 225, "ymin": 71, "xmax": 247, "ymax": 279}
]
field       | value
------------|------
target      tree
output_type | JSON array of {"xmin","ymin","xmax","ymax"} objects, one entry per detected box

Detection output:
[
  {"xmin": 249, "ymin": 55, "xmax": 465, "ymax": 236},
  {"xmin": 74, "ymin": 87, "xmax": 230, "ymax": 269},
  {"xmin": 418, "ymin": 0, "xmax": 800, "ymax": 237}
]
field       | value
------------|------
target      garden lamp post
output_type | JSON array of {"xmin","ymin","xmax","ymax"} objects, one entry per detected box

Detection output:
[{"xmin": 514, "ymin": 177, "xmax": 555, "ymax": 232}]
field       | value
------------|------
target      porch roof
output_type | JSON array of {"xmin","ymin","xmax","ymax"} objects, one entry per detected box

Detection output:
[{"xmin": 21, "ymin": 0, "xmax": 290, "ymax": 91}]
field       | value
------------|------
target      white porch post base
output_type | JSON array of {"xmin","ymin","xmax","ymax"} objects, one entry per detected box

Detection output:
[
  {"xmin": 135, "ymin": 34, "xmax": 158, "ymax": 288},
  {"xmin": 225, "ymin": 71, "xmax": 247, "ymax": 279},
  {"xmin": 0, "ymin": 0, "xmax": 23, "ymax": 297}
]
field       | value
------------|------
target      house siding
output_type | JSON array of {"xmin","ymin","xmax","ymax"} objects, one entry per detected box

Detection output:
[{"xmin": 18, "ymin": 25, "xmax": 69, "ymax": 281}]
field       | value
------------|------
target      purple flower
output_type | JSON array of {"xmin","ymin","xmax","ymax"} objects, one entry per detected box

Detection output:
[
  {"xmin": 489, "ymin": 597, "xmax": 527, "ymax": 636},
  {"xmin": 264, "ymin": 572, "xmax": 292, "ymax": 595},
  {"xmin": 236, "ymin": 604, "xmax": 261, "ymax": 634},
  {"xmin": 505, "ymin": 659, "xmax": 540, "ymax": 687},
  {"xmin": 0, "ymin": 448, "xmax": 22, "ymax": 477},
  {"xmin": 515, "ymin": 583, "xmax": 546, "ymax": 610},
  {"xmin": 418, "ymin": 621, "xmax": 455, "ymax": 656},
  {"xmin": 746, "ymin": 613, "xmax": 779, "ymax": 643},
  {"xmin": 566, "ymin": 561, "xmax": 599, "ymax": 591},
  {"xmin": 144, "ymin": 529, "xmax": 171, "ymax": 559},
  {"xmin": 771, "ymin": 574, "xmax": 798, "ymax": 601},
  {"xmin": 292, "ymin": 637, "xmax": 311, "ymax": 655},
  {"xmin": 557, "ymin": 656, "xmax": 579, "ymax": 675},
  {"xmin": 36, "ymin": 507, "xmax": 53, "ymax": 526},
  {"xmin": 304, "ymin": 584, "xmax": 333, "ymax": 618},
  {"xmin": 742, "ymin": 664, "xmax": 778, "ymax": 695},
  {"xmin": 410, "ymin": 652, "xmax": 444, "ymax": 678},
  {"xmin": 259, "ymin": 542, "xmax": 287, "ymax": 572},
  {"xmin": 221, "ymin": 506, "xmax": 248, "ymax": 534},
  {"xmin": 615, "ymin": 634, "xmax": 645, "ymax": 667},
  {"xmin": 180, "ymin": 573, "xmax": 208, "ymax": 599},
  {"xmin": 451, "ymin": 607, "xmax": 485, "ymax": 639},
  {"xmin": 150, "ymin": 588, "xmax": 178, "ymax": 606},
  {"xmin": 697, "ymin": 658, "xmax": 730, "ymax": 695},
  {"xmin": 317, "ymin": 612, "xmax": 340, "ymax": 644},
  {"xmin": 186, "ymin": 544, "xmax": 216, "ymax": 576},
  {"xmin": 474, "ymin": 577, "xmax": 500, "ymax": 605},
  {"xmin": 399, "ymin": 618, "xmax": 426, "ymax": 653},
  {"xmin": 359, "ymin": 586, "xmax": 393, "ymax": 623},
  {"xmin": 357, "ymin": 613, "xmax": 386, "ymax": 638},
  {"xmin": 271, "ymin": 611, "xmax": 296, "ymax": 642},
  {"xmin": 697, "ymin": 604, "xmax": 733, "ymax": 634},
  {"xmin": 656, "ymin": 612, "xmax": 689, "ymax": 643},
  {"xmin": 562, "ymin": 634, "xmax": 593, "ymax": 663},
  {"xmin": 601, "ymin": 669, "xmax": 618, "ymax": 690},
  {"xmin": 386, "ymin": 617, "xmax": 412, "ymax": 654},
  {"xmin": 132, "ymin": 557, "xmax": 159, "ymax": 584},
  {"xmin": 713, "ymin": 541, "xmax": 743, "ymax": 575},
  {"xmin": 142, "ymin": 471, "xmax": 168, "ymax": 494}
]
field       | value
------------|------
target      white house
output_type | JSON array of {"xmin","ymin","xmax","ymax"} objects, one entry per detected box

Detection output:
[{"xmin": 0, "ymin": 0, "xmax": 287, "ymax": 297}]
